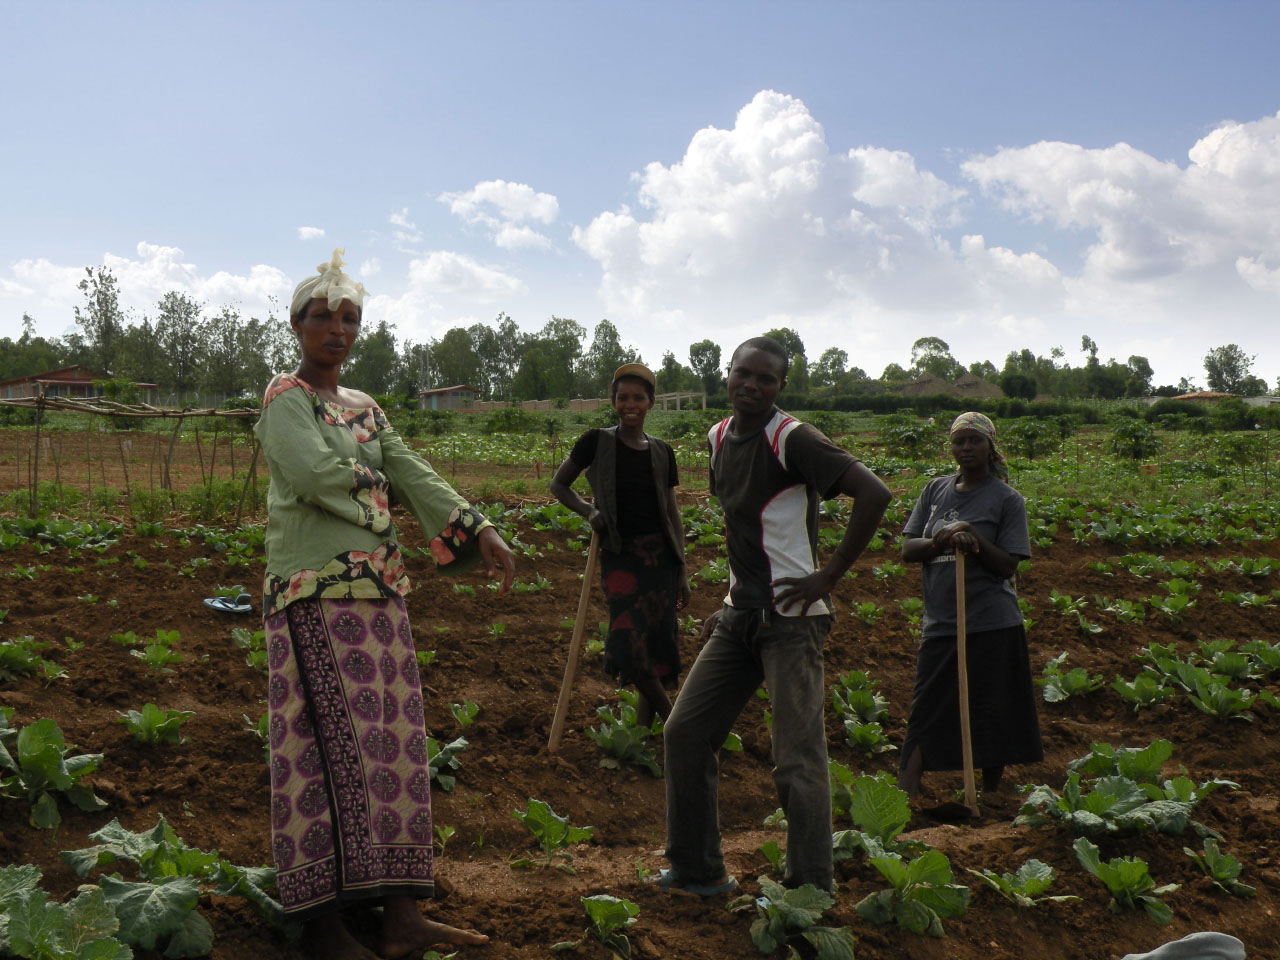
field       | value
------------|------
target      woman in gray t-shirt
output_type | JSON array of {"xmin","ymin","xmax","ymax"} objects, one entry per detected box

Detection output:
[{"xmin": 898, "ymin": 412, "xmax": 1042, "ymax": 802}]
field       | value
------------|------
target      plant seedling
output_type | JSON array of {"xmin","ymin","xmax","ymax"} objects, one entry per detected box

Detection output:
[
  {"xmin": 854, "ymin": 850, "xmax": 971, "ymax": 938},
  {"xmin": 758, "ymin": 840, "xmax": 784, "ymax": 873},
  {"xmin": 967, "ymin": 859, "xmax": 1081, "ymax": 908},
  {"xmin": 731, "ymin": 875, "xmax": 855, "ymax": 958},
  {"xmin": 433, "ymin": 824, "xmax": 456, "ymax": 856},
  {"xmin": 1073, "ymin": 837, "xmax": 1178, "ymax": 924},
  {"xmin": 850, "ymin": 601, "xmax": 884, "ymax": 626},
  {"xmin": 844, "ymin": 719, "xmax": 896, "ymax": 756},
  {"xmin": 552, "ymin": 895, "xmax": 640, "ymax": 958},
  {"xmin": 427, "ymin": 736, "xmax": 468, "ymax": 792},
  {"xmin": 0, "ymin": 716, "xmax": 108, "ymax": 830},
  {"xmin": 231, "ymin": 627, "xmax": 267, "ymax": 672},
  {"xmin": 450, "ymin": 700, "xmax": 480, "ymax": 729},
  {"xmin": 588, "ymin": 691, "xmax": 661, "ymax": 777},
  {"xmin": 1037, "ymin": 652, "xmax": 1103, "ymax": 702},
  {"xmin": 133, "ymin": 642, "xmax": 183, "ymax": 677},
  {"xmin": 416, "ymin": 649, "xmax": 437, "ymax": 669},
  {"xmin": 1111, "ymin": 672, "xmax": 1174, "ymax": 712},
  {"xmin": 1183, "ymin": 838, "xmax": 1255, "ymax": 898},
  {"xmin": 510, "ymin": 798, "xmax": 594, "ymax": 872},
  {"xmin": 118, "ymin": 704, "xmax": 196, "ymax": 745}
]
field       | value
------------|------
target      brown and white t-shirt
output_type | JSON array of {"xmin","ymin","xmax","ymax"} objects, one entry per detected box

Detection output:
[{"xmin": 708, "ymin": 409, "xmax": 857, "ymax": 617}]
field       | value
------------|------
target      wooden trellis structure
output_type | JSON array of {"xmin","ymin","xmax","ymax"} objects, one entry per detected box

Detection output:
[{"xmin": 0, "ymin": 391, "xmax": 262, "ymax": 521}]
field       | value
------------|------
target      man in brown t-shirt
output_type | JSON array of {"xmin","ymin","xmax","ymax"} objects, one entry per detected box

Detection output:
[{"xmin": 659, "ymin": 337, "xmax": 891, "ymax": 895}]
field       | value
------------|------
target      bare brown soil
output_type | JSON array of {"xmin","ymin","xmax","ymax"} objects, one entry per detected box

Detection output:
[{"xmin": 2, "ymin": 484, "xmax": 1279, "ymax": 959}]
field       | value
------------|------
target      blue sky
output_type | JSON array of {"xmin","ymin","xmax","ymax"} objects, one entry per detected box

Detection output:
[{"xmin": 3, "ymin": 0, "xmax": 1279, "ymax": 388}]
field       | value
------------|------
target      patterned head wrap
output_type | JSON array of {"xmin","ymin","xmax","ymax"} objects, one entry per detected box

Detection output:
[
  {"xmin": 949, "ymin": 411, "xmax": 1008, "ymax": 480},
  {"xmin": 289, "ymin": 248, "xmax": 369, "ymax": 318}
]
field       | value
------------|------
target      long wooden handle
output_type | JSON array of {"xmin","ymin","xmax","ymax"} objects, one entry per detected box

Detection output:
[
  {"xmin": 547, "ymin": 532, "xmax": 601, "ymax": 751},
  {"xmin": 956, "ymin": 551, "xmax": 979, "ymax": 816}
]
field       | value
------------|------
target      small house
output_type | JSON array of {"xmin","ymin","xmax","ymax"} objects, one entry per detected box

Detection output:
[{"xmin": 417, "ymin": 384, "xmax": 480, "ymax": 411}]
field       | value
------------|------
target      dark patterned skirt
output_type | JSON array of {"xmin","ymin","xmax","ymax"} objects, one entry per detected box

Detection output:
[
  {"xmin": 263, "ymin": 596, "xmax": 434, "ymax": 918},
  {"xmin": 899, "ymin": 624, "xmax": 1043, "ymax": 773},
  {"xmin": 599, "ymin": 532, "xmax": 682, "ymax": 690}
]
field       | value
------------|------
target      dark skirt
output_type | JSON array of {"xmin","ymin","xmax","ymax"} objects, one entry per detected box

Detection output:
[
  {"xmin": 599, "ymin": 532, "xmax": 682, "ymax": 689},
  {"xmin": 264, "ymin": 596, "xmax": 434, "ymax": 918},
  {"xmin": 899, "ymin": 623, "xmax": 1043, "ymax": 773}
]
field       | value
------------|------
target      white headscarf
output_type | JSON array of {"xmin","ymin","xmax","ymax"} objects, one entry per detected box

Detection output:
[{"xmin": 289, "ymin": 248, "xmax": 369, "ymax": 318}]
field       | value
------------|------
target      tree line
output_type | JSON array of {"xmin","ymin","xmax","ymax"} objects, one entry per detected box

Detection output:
[{"xmin": 2, "ymin": 265, "xmax": 1275, "ymax": 404}]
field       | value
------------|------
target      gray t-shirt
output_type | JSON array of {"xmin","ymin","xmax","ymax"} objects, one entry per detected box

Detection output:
[{"xmin": 902, "ymin": 474, "xmax": 1030, "ymax": 639}]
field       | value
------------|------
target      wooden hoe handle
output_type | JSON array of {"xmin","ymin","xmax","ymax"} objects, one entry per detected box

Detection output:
[
  {"xmin": 547, "ymin": 531, "xmax": 601, "ymax": 751},
  {"xmin": 956, "ymin": 551, "xmax": 979, "ymax": 817}
]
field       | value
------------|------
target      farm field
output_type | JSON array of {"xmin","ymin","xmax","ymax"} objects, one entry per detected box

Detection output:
[{"xmin": 2, "ymin": 423, "xmax": 1280, "ymax": 960}]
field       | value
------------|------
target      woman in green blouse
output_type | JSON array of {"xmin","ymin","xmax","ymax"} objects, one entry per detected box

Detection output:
[{"xmin": 255, "ymin": 250, "xmax": 513, "ymax": 960}]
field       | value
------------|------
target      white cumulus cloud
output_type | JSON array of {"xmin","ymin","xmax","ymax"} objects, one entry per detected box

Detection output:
[
  {"xmin": 439, "ymin": 179, "xmax": 559, "ymax": 250},
  {"xmin": 407, "ymin": 251, "xmax": 524, "ymax": 302},
  {"xmin": 388, "ymin": 208, "xmax": 423, "ymax": 250},
  {"xmin": 573, "ymin": 92, "xmax": 1280, "ymax": 385},
  {"xmin": 297, "ymin": 226, "xmax": 325, "ymax": 240},
  {"xmin": 2, "ymin": 243, "xmax": 292, "ymax": 336}
]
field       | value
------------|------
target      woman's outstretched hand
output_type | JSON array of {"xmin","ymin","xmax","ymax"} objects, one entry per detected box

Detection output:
[{"xmin": 478, "ymin": 526, "xmax": 516, "ymax": 595}]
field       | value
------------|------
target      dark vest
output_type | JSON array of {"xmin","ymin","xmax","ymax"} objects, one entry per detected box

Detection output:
[{"xmin": 584, "ymin": 427, "xmax": 683, "ymax": 558}]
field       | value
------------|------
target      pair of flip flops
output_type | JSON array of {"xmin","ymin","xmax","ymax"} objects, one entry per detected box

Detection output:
[
  {"xmin": 203, "ymin": 594, "xmax": 253, "ymax": 615},
  {"xmin": 654, "ymin": 868, "xmax": 738, "ymax": 897}
]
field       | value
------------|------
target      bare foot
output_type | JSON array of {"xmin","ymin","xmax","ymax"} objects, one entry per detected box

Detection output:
[
  {"xmin": 379, "ymin": 896, "xmax": 488, "ymax": 959},
  {"xmin": 301, "ymin": 913, "xmax": 380, "ymax": 960}
]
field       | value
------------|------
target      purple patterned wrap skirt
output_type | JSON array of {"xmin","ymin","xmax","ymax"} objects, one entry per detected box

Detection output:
[{"xmin": 264, "ymin": 596, "xmax": 434, "ymax": 918}]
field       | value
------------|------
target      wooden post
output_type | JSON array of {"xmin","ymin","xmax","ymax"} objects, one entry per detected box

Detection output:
[
  {"xmin": 163, "ymin": 415, "xmax": 185, "ymax": 491},
  {"xmin": 235, "ymin": 440, "xmax": 262, "ymax": 525},
  {"xmin": 117, "ymin": 438, "xmax": 133, "ymax": 516},
  {"xmin": 97, "ymin": 425, "xmax": 108, "ymax": 489},
  {"xmin": 29, "ymin": 390, "xmax": 45, "ymax": 518},
  {"xmin": 194, "ymin": 426, "xmax": 207, "ymax": 486}
]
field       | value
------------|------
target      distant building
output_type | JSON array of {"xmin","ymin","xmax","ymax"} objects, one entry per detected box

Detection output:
[
  {"xmin": 952, "ymin": 372, "xmax": 1003, "ymax": 400},
  {"xmin": 0, "ymin": 365, "xmax": 158, "ymax": 404},
  {"xmin": 417, "ymin": 384, "xmax": 480, "ymax": 411}
]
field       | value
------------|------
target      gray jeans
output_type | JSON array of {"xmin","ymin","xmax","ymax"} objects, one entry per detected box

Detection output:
[{"xmin": 664, "ymin": 606, "xmax": 832, "ymax": 889}]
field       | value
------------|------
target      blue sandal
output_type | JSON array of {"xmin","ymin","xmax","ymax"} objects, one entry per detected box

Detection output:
[
  {"xmin": 203, "ymin": 594, "xmax": 252, "ymax": 615},
  {"xmin": 655, "ymin": 868, "xmax": 738, "ymax": 897}
]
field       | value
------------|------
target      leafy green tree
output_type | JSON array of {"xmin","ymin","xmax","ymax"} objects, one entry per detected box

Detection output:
[
  {"xmin": 200, "ymin": 307, "xmax": 247, "ymax": 397},
  {"xmin": 656, "ymin": 351, "xmax": 698, "ymax": 393},
  {"xmin": 580, "ymin": 320, "xmax": 640, "ymax": 397},
  {"xmin": 1125, "ymin": 356, "xmax": 1154, "ymax": 397},
  {"xmin": 489, "ymin": 313, "xmax": 526, "ymax": 400},
  {"xmin": 910, "ymin": 336, "xmax": 962, "ymax": 381},
  {"xmin": 117, "ymin": 318, "xmax": 164, "ymax": 386},
  {"xmin": 1000, "ymin": 371, "xmax": 1037, "ymax": 401},
  {"xmin": 155, "ymin": 292, "xmax": 206, "ymax": 400},
  {"xmin": 431, "ymin": 327, "xmax": 482, "ymax": 390},
  {"xmin": 880, "ymin": 362, "xmax": 911, "ymax": 384},
  {"xmin": 968, "ymin": 359, "xmax": 999, "ymax": 381},
  {"xmin": 0, "ymin": 316, "xmax": 70, "ymax": 381},
  {"xmin": 811, "ymin": 347, "xmax": 848, "ymax": 388},
  {"xmin": 688, "ymin": 339, "xmax": 723, "ymax": 395},
  {"xmin": 344, "ymin": 318, "xmax": 401, "ymax": 395},
  {"xmin": 511, "ymin": 342, "xmax": 557, "ymax": 400},
  {"xmin": 74, "ymin": 266, "xmax": 127, "ymax": 376},
  {"xmin": 532, "ymin": 317, "xmax": 586, "ymax": 398},
  {"xmin": 1203, "ymin": 344, "xmax": 1256, "ymax": 394}
]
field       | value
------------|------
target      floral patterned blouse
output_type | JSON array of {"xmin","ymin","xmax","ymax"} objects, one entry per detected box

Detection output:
[{"xmin": 254, "ymin": 374, "xmax": 490, "ymax": 617}]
